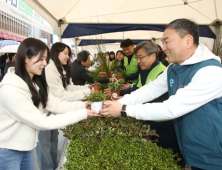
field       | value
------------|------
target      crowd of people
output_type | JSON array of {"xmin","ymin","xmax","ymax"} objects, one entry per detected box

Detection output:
[{"xmin": 0, "ymin": 18, "xmax": 221, "ymax": 170}]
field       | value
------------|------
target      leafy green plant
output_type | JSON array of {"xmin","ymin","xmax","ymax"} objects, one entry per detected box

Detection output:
[
  {"xmin": 88, "ymin": 68, "xmax": 101, "ymax": 86},
  {"xmin": 85, "ymin": 90, "xmax": 107, "ymax": 102},
  {"xmin": 63, "ymin": 136, "xmax": 182, "ymax": 170},
  {"xmin": 110, "ymin": 60, "xmax": 122, "ymax": 73},
  {"xmin": 61, "ymin": 117, "xmax": 182, "ymax": 170},
  {"xmin": 98, "ymin": 52, "xmax": 112, "ymax": 78},
  {"xmin": 119, "ymin": 70, "xmax": 128, "ymax": 83},
  {"xmin": 61, "ymin": 117, "xmax": 158, "ymax": 141},
  {"xmin": 90, "ymin": 61, "xmax": 95, "ymax": 66},
  {"xmin": 212, "ymin": 22, "xmax": 222, "ymax": 61},
  {"xmin": 109, "ymin": 76, "xmax": 124, "ymax": 91}
]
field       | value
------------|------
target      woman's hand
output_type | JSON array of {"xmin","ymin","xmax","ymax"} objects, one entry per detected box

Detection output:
[
  {"xmin": 86, "ymin": 109, "xmax": 101, "ymax": 118},
  {"xmin": 85, "ymin": 102, "xmax": 91, "ymax": 109},
  {"xmin": 104, "ymin": 88, "xmax": 111, "ymax": 97}
]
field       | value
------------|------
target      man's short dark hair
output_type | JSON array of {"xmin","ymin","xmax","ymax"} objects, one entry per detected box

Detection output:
[
  {"xmin": 134, "ymin": 41, "xmax": 159, "ymax": 60},
  {"xmin": 120, "ymin": 38, "xmax": 134, "ymax": 48},
  {"xmin": 77, "ymin": 50, "xmax": 90, "ymax": 63},
  {"xmin": 165, "ymin": 18, "xmax": 199, "ymax": 45}
]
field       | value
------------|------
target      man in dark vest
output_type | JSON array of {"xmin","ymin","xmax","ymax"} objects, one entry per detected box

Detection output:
[
  {"xmin": 71, "ymin": 50, "xmax": 111, "ymax": 85},
  {"xmin": 101, "ymin": 19, "xmax": 222, "ymax": 170},
  {"xmin": 120, "ymin": 41, "xmax": 166, "ymax": 96},
  {"xmin": 121, "ymin": 39, "xmax": 141, "ymax": 84}
]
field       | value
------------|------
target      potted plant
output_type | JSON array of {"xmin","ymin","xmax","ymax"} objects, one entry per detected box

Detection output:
[
  {"xmin": 85, "ymin": 90, "xmax": 107, "ymax": 114},
  {"xmin": 109, "ymin": 76, "xmax": 124, "ymax": 99},
  {"xmin": 119, "ymin": 70, "xmax": 128, "ymax": 84},
  {"xmin": 110, "ymin": 60, "xmax": 122, "ymax": 74},
  {"xmin": 61, "ymin": 117, "xmax": 182, "ymax": 170},
  {"xmin": 88, "ymin": 68, "xmax": 101, "ymax": 91}
]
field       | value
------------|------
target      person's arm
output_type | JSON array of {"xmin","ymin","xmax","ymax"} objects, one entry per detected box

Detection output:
[
  {"xmin": 120, "ymin": 85, "xmax": 138, "ymax": 96},
  {"xmin": 98, "ymin": 78, "xmax": 109, "ymax": 83},
  {"xmin": 77, "ymin": 69, "xmax": 94, "ymax": 83},
  {"xmin": 46, "ymin": 67, "xmax": 90, "ymax": 101},
  {"xmin": 118, "ymin": 67, "xmax": 168, "ymax": 105},
  {"xmin": 124, "ymin": 66, "xmax": 222, "ymax": 121},
  {"xmin": 67, "ymin": 80, "xmax": 90, "ymax": 91},
  {"xmin": 0, "ymin": 87, "xmax": 88, "ymax": 130}
]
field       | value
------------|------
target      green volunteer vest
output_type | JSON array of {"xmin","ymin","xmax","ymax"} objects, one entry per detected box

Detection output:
[
  {"xmin": 124, "ymin": 54, "xmax": 138, "ymax": 83},
  {"xmin": 137, "ymin": 62, "xmax": 166, "ymax": 88},
  {"xmin": 136, "ymin": 62, "xmax": 168, "ymax": 122}
]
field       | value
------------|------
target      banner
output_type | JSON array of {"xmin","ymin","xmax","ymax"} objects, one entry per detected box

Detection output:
[{"xmin": 0, "ymin": 0, "xmax": 53, "ymax": 34}]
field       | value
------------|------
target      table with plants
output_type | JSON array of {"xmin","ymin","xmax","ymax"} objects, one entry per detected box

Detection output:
[{"xmin": 58, "ymin": 55, "xmax": 183, "ymax": 169}]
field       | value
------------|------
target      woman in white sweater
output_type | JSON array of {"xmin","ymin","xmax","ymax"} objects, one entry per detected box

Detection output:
[
  {"xmin": 0, "ymin": 38, "xmax": 98, "ymax": 170},
  {"xmin": 36, "ymin": 42, "xmax": 91, "ymax": 170}
]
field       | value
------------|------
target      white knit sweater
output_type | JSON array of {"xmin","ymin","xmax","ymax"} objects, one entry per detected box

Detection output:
[
  {"xmin": 45, "ymin": 59, "xmax": 90, "ymax": 101},
  {"xmin": 0, "ymin": 68, "xmax": 87, "ymax": 151}
]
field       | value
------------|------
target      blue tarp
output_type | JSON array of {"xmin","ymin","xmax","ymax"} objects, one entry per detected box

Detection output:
[{"xmin": 63, "ymin": 24, "xmax": 216, "ymax": 39}]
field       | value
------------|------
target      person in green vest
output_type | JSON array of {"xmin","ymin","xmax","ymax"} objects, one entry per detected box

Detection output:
[
  {"xmin": 120, "ymin": 41, "xmax": 166, "ymax": 96},
  {"xmin": 121, "ymin": 38, "xmax": 141, "ymax": 84}
]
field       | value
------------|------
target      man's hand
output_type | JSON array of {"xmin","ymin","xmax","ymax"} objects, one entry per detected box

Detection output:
[
  {"xmin": 6, "ymin": 58, "xmax": 10, "ymax": 63},
  {"xmin": 86, "ymin": 109, "xmax": 101, "ymax": 118},
  {"xmin": 100, "ymin": 100, "xmax": 122, "ymax": 117},
  {"xmin": 99, "ymin": 72, "xmax": 107, "ymax": 78},
  {"xmin": 121, "ymin": 83, "xmax": 132, "ymax": 89}
]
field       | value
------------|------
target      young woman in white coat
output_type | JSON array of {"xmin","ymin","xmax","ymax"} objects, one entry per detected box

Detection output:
[
  {"xmin": 0, "ymin": 38, "xmax": 98, "ymax": 170},
  {"xmin": 36, "ymin": 42, "xmax": 92, "ymax": 170}
]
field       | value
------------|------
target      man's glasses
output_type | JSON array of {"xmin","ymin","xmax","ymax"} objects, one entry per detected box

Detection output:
[{"xmin": 135, "ymin": 54, "xmax": 150, "ymax": 61}]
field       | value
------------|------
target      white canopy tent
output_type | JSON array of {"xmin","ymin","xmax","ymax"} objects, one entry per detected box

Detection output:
[{"xmin": 23, "ymin": 0, "xmax": 222, "ymax": 36}]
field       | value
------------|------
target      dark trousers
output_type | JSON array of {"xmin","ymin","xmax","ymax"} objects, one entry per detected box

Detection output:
[
  {"xmin": 36, "ymin": 129, "xmax": 58, "ymax": 170},
  {"xmin": 191, "ymin": 166, "xmax": 205, "ymax": 170}
]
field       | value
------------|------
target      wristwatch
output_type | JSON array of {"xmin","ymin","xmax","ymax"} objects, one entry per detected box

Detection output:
[{"xmin": 121, "ymin": 105, "xmax": 127, "ymax": 117}]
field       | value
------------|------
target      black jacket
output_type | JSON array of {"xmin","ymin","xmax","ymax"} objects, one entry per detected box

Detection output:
[{"xmin": 71, "ymin": 60, "xmax": 109, "ymax": 85}]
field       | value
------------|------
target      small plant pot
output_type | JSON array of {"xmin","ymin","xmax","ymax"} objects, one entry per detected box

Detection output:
[
  {"xmin": 111, "ymin": 90, "xmax": 120, "ymax": 99},
  {"xmin": 143, "ymin": 138, "xmax": 150, "ymax": 142},
  {"xmin": 92, "ymin": 85, "xmax": 100, "ymax": 91},
  {"xmin": 91, "ymin": 101, "xmax": 103, "ymax": 114}
]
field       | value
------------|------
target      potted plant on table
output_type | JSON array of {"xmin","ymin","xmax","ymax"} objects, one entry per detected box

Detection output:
[
  {"xmin": 119, "ymin": 70, "xmax": 128, "ymax": 84},
  {"xmin": 88, "ymin": 68, "xmax": 101, "ymax": 91},
  {"xmin": 85, "ymin": 90, "xmax": 107, "ymax": 114},
  {"xmin": 109, "ymin": 76, "xmax": 124, "ymax": 99}
]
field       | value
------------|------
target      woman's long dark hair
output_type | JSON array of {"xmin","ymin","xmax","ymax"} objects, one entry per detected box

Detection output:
[
  {"xmin": 157, "ymin": 44, "xmax": 165, "ymax": 61},
  {"xmin": 109, "ymin": 51, "xmax": 115, "ymax": 61},
  {"xmin": 50, "ymin": 42, "xmax": 71, "ymax": 88},
  {"xmin": 15, "ymin": 38, "xmax": 49, "ymax": 108}
]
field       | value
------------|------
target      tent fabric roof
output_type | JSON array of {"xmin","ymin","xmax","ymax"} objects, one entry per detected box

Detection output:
[
  {"xmin": 63, "ymin": 24, "xmax": 216, "ymax": 39},
  {"xmin": 24, "ymin": 0, "xmax": 222, "ymax": 38}
]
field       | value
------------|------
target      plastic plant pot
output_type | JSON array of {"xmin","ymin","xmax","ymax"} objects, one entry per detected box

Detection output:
[
  {"xmin": 91, "ymin": 101, "xmax": 103, "ymax": 114},
  {"xmin": 91, "ymin": 85, "xmax": 100, "ymax": 91},
  {"xmin": 111, "ymin": 90, "xmax": 120, "ymax": 100}
]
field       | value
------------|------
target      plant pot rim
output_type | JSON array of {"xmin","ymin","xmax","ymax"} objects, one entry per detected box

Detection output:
[
  {"xmin": 91, "ymin": 101, "xmax": 103, "ymax": 103},
  {"xmin": 111, "ymin": 90, "xmax": 121, "ymax": 92},
  {"xmin": 92, "ymin": 85, "xmax": 100, "ymax": 87}
]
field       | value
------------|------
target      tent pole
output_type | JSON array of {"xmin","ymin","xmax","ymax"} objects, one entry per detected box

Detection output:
[
  {"xmin": 58, "ymin": 20, "xmax": 63, "ymax": 42},
  {"xmin": 59, "ymin": 26, "xmax": 62, "ymax": 42}
]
